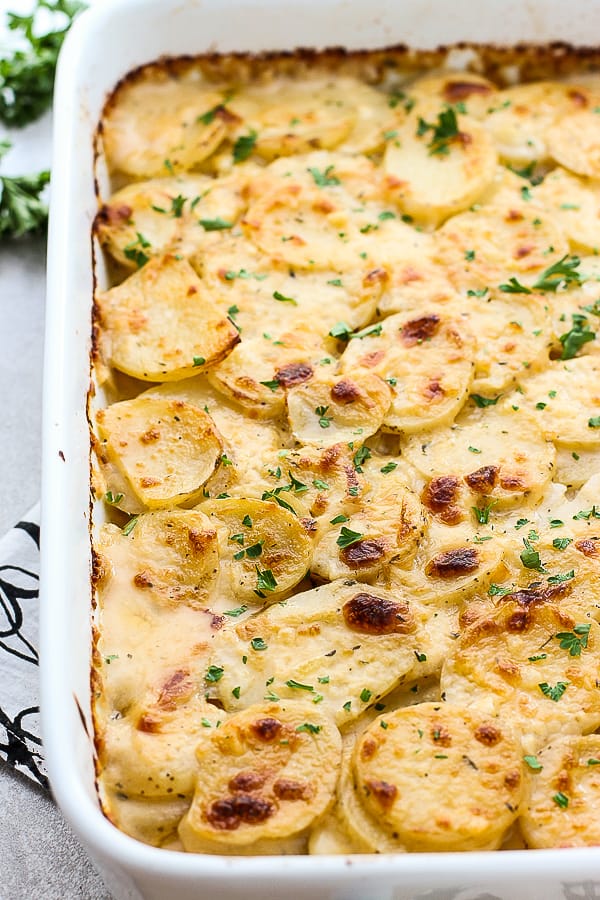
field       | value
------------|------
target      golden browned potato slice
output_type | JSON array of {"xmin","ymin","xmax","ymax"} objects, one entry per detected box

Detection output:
[
  {"xmin": 534, "ymin": 168, "xmax": 600, "ymax": 254},
  {"xmin": 441, "ymin": 593, "xmax": 600, "ymax": 748},
  {"xmin": 96, "ymin": 256, "xmax": 240, "ymax": 381},
  {"xmin": 286, "ymin": 372, "xmax": 391, "ymax": 446},
  {"xmin": 455, "ymin": 291, "xmax": 552, "ymax": 395},
  {"xmin": 207, "ymin": 327, "xmax": 327, "ymax": 418},
  {"xmin": 403, "ymin": 406, "xmax": 556, "ymax": 510},
  {"xmin": 408, "ymin": 72, "xmax": 498, "ymax": 120},
  {"xmin": 547, "ymin": 111, "xmax": 600, "ymax": 179},
  {"xmin": 228, "ymin": 78, "xmax": 356, "ymax": 159},
  {"xmin": 510, "ymin": 356, "xmax": 600, "ymax": 447},
  {"xmin": 521, "ymin": 734, "xmax": 600, "ymax": 848},
  {"xmin": 103, "ymin": 78, "xmax": 234, "ymax": 178},
  {"xmin": 353, "ymin": 702, "xmax": 523, "ymax": 851},
  {"xmin": 339, "ymin": 311, "xmax": 475, "ymax": 433},
  {"xmin": 209, "ymin": 580, "xmax": 425, "ymax": 725},
  {"xmin": 99, "ymin": 672, "xmax": 222, "ymax": 799},
  {"xmin": 95, "ymin": 174, "xmax": 248, "ymax": 271},
  {"xmin": 178, "ymin": 701, "xmax": 341, "ymax": 853},
  {"xmin": 483, "ymin": 81, "xmax": 594, "ymax": 165},
  {"xmin": 196, "ymin": 234, "xmax": 386, "ymax": 338},
  {"xmin": 384, "ymin": 102, "xmax": 497, "ymax": 226},
  {"xmin": 311, "ymin": 474, "xmax": 424, "ymax": 581},
  {"xmin": 96, "ymin": 397, "xmax": 223, "ymax": 509},
  {"xmin": 433, "ymin": 203, "xmax": 569, "ymax": 293},
  {"xmin": 198, "ymin": 497, "xmax": 313, "ymax": 603},
  {"xmin": 106, "ymin": 509, "xmax": 220, "ymax": 609}
]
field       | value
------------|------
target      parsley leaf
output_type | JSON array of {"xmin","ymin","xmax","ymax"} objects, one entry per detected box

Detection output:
[
  {"xmin": 416, "ymin": 107, "xmax": 460, "ymax": 156},
  {"xmin": 559, "ymin": 313, "xmax": 595, "ymax": 359},
  {"xmin": 308, "ymin": 165, "xmax": 340, "ymax": 187},
  {"xmin": 470, "ymin": 393, "xmax": 500, "ymax": 408},
  {"xmin": 336, "ymin": 526, "xmax": 363, "ymax": 549},
  {"xmin": 233, "ymin": 130, "xmax": 257, "ymax": 163},
  {"xmin": 538, "ymin": 681, "xmax": 569, "ymax": 702},
  {"xmin": 523, "ymin": 755, "xmax": 543, "ymax": 771},
  {"xmin": 520, "ymin": 538, "xmax": 544, "ymax": 571},
  {"xmin": 0, "ymin": 0, "xmax": 86, "ymax": 127},
  {"xmin": 198, "ymin": 217, "xmax": 233, "ymax": 231},
  {"xmin": 315, "ymin": 405, "xmax": 332, "ymax": 428},
  {"xmin": 499, "ymin": 277, "xmax": 532, "ymax": 294},
  {"xmin": 0, "ymin": 140, "xmax": 50, "ymax": 239},
  {"xmin": 534, "ymin": 254, "xmax": 582, "ymax": 292},
  {"xmin": 273, "ymin": 290, "xmax": 297, "ymax": 305},
  {"xmin": 296, "ymin": 722, "xmax": 322, "ymax": 734},
  {"xmin": 472, "ymin": 501, "xmax": 496, "ymax": 525},
  {"xmin": 255, "ymin": 567, "xmax": 278, "ymax": 594},
  {"xmin": 554, "ymin": 623, "xmax": 590, "ymax": 656}
]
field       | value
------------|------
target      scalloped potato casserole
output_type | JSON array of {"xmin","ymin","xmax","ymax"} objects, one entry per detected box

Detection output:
[{"xmin": 92, "ymin": 48, "xmax": 600, "ymax": 855}]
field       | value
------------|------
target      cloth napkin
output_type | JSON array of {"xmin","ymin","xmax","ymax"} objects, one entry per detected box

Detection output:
[{"xmin": 0, "ymin": 503, "xmax": 47, "ymax": 789}]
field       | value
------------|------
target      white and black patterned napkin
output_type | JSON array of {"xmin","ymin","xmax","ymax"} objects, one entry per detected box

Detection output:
[{"xmin": 0, "ymin": 504, "xmax": 47, "ymax": 789}]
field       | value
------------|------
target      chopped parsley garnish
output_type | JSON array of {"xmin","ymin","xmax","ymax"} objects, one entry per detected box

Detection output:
[
  {"xmin": 573, "ymin": 506, "xmax": 600, "ymax": 520},
  {"xmin": 587, "ymin": 758, "xmax": 600, "ymax": 766},
  {"xmin": 260, "ymin": 380, "xmax": 280, "ymax": 391},
  {"xmin": 528, "ymin": 653, "xmax": 548, "ymax": 662},
  {"xmin": 488, "ymin": 583, "xmax": 512, "ymax": 597},
  {"xmin": 499, "ymin": 277, "xmax": 532, "ymax": 294},
  {"xmin": 123, "ymin": 232, "xmax": 151, "ymax": 268},
  {"xmin": 538, "ymin": 681, "xmax": 568, "ymax": 702},
  {"xmin": 353, "ymin": 446, "xmax": 371, "ymax": 470},
  {"xmin": 554, "ymin": 623, "xmax": 590, "ymax": 656},
  {"xmin": 330, "ymin": 514, "xmax": 349, "ymax": 525},
  {"xmin": 273, "ymin": 290, "xmax": 297, "ymax": 305},
  {"xmin": 416, "ymin": 107, "xmax": 461, "ymax": 156},
  {"xmin": 121, "ymin": 515, "xmax": 139, "ymax": 536},
  {"xmin": 534, "ymin": 254, "xmax": 582, "ymax": 292},
  {"xmin": 192, "ymin": 356, "xmax": 206, "ymax": 366},
  {"xmin": 549, "ymin": 519, "xmax": 564, "ymax": 528},
  {"xmin": 250, "ymin": 637, "xmax": 268, "ymax": 651},
  {"xmin": 312, "ymin": 478, "xmax": 329, "ymax": 491},
  {"xmin": 380, "ymin": 461, "xmax": 397, "ymax": 474},
  {"xmin": 343, "ymin": 700, "xmax": 352, "ymax": 712},
  {"xmin": 552, "ymin": 538, "xmax": 572, "ymax": 550},
  {"xmin": 255, "ymin": 567, "xmax": 277, "ymax": 595},
  {"xmin": 472, "ymin": 501, "xmax": 495, "ymax": 525},
  {"xmin": 231, "ymin": 686, "xmax": 241, "ymax": 699},
  {"xmin": 470, "ymin": 394, "xmax": 500, "ymax": 407},
  {"xmin": 242, "ymin": 515, "xmax": 253, "ymax": 527},
  {"xmin": 520, "ymin": 538, "xmax": 544, "ymax": 571},
  {"xmin": 105, "ymin": 491, "xmax": 123, "ymax": 505},
  {"xmin": 206, "ymin": 665, "xmax": 224, "ymax": 683},
  {"xmin": 233, "ymin": 130, "xmax": 257, "ymax": 163},
  {"xmin": 224, "ymin": 605, "xmax": 248, "ymax": 617},
  {"xmin": 414, "ymin": 651, "xmax": 427, "ymax": 662},
  {"xmin": 285, "ymin": 679, "xmax": 314, "ymax": 691},
  {"xmin": 170, "ymin": 194, "xmax": 186, "ymax": 217},
  {"xmin": 329, "ymin": 321, "xmax": 352, "ymax": 340},
  {"xmin": 296, "ymin": 722, "xmax": 322, "ymax": 734},
  {"xmin": 318, "ymin": 676, "xmax": 330, "ymax": 684},
  {"xmin": 308, "ymin": 165, "xmax": 340, "ymax": 187},
  {"xmin": 589, "ymin": 416, "xmax": 600, "ymax": 428},
  {"xmin": 360, "ymin": 688, "xmax": 372, "ymax": 702},
  {"xmin": 523, "ymin": 755, "xmax": 543, "ymax": 771},
  {"xmin": 559, "ymin": 313, "xmax": 595, "ymax": 359},
  {"xmin": 351, "ymin": 323, "xmax": 383, "ymax": 340},
  {"xmin": 198, "ymin": 217, "xmax": 233, "ymax": 231},
  {"xmin": 378, "ymin": 211, "xmax": 396, "ymax": 221},
  {"xmin": 553, "ymin": 792, "xmax": 569, "ymax": 809},
  {"xmin": 336, "ymin": 526, "xmax": 363, "ymax": 549},
  {"xmin": 315, "ymin": 405, "xmax": 332, "ymax": 428},
  {"xmin": 225, "ymin": 269, "xmax": 267, "ymax": 281},
  {"xmin": 515, "ymin": 518, "xmax": 530, "ymax": 530}
]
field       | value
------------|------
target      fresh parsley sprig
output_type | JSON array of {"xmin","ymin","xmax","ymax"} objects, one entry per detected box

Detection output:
[
  {"xmin": 0, "ymin": 0, "xmax": 86, "ymax": 127},
  {"xmin": 0, "ymin": 139, "xmax": 50, "ymax": 238}
]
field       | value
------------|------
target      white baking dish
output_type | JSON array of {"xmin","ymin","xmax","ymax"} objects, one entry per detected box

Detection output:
[{"xmin": 40, "ymin": 1, "xmax": 600, "ymax": 898}]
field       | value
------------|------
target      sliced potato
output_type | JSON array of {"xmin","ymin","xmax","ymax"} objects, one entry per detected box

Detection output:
[
  {"xmin": 228, "ymin": 77, "xmax": 356, "ymax": 159},
  {"xmin": 287, "ymin": 372, "xmax": 391, "ymax": 446},
  {"xmin": 103, "ymin": 78, "xmax": 233, "ymax": 178},
  {"xmin": 483, "ymin": 81, "xmax": 594, "ymax": 165},
  {"xmin": 534, "ymin": 168, "xmax": 600, "ymax": 254},
  {"xmin": 103, "ymin": 795, "xmax": 190, "ymax": 848},
  {"xmin": 521, "ymin": 735, "xmax": 600, "ymax": 848},
  {"xmin": 455, "ymin": 291, "xmax": 552, "ymax": 395},
  {"xmin": 96, "ymin": 397, "xmax": 223, "ymax": 508},
  {"xmin": 353, "ymin": 702, "xmax": 523, "ymax": 851},
  {"xmin": 308, "ymin": 805, "xmax": 368, "ymax": 855},
  {"xmin": 96, "ymin": 256, "xmax": 240, "ymax": 381},
  {"xmin": 433, "ymin": 204, "xmax": 569, "ymax": 293},
  {"xmin": 207, "ymin": 328, "xmax": 326, "ymax": 418},
  {"xmin": 384, "ymin": 102, "xmax": 497, "ymax": 226},
  {"xmin": 511, "ymin": 356, "xmax": 600, "ymax": 447},
  {"xmin": 112, "ymin": 509, "xmax": 220, "ymax": 608},
  {"xmin": 441, "ymin": 596, "xmax": 600, "ymax": 748},
  {"xmin": 178, "ymin": 701, "xmax": 340, "ymax": 853},
  {"xmin": 409, "ymin": 72, "xmax": 498, "ymax": 120},
  {"xmin": 95, "ymin": 174, "xmax": 248, "ymax": 270},
  {"xmin": 198, "ymin": 497, "xmax": 313, "ymax": 603},
  {"xmin": 555, "ymin": 444, "xmax": 600, "ymax": 489},
  {"xmin": 403, "ymin": 407, "xmax": 556, "ymax": 509},
  {"xmin": 209, "ymin": 580, "xmax": 424, "ymax": 725},
  {"xmin": 339, "ymin": 311, "xmax": 475, "ymax": 433},
  {"xmin": 311, "ymin": 476, "xmax": 424, "ymax": 581},
  {"xmin": 547, "ymin": 111, "xmax": 600, "ymax": 179},
  {"xmin": 100, "ymin": 677, "xmax": 222, "ymax": 799},
  {"xmin": 196, "ymin": 233, "xmax": 386, "ymax": 339}
]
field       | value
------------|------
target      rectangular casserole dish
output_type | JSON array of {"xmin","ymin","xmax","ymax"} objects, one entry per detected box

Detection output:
[{"xmin": 41, "ymin": 1, "xmax": 600, "ymax": 898}]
